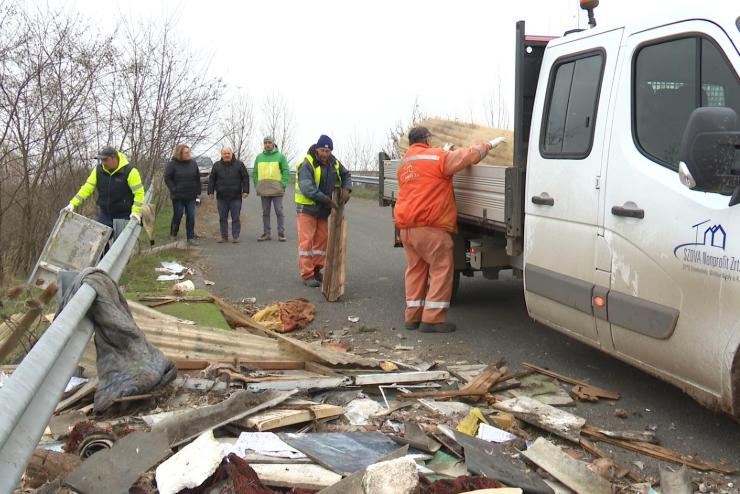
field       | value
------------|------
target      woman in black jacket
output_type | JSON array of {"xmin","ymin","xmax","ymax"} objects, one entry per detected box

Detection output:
[{"xmin": 164, "ymin": 144, "xmax": 201, "ymax": 245}]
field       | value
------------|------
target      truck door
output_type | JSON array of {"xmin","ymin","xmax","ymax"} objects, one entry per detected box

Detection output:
[
  {"xmin": 524, "ymin": 28, "xmax": 623, "ymax": 344},
  {"xmin": 602, "ymin": 21, "xmax": 740, "ymax": 399}
]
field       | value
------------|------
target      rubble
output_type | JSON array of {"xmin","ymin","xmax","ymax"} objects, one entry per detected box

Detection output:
[{"xmin": 13, "ymin": 294, "xmax": 739, "ymax": 494}]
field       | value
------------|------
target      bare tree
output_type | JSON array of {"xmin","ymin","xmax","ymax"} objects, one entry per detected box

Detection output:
[
  {"xmin": 382, "ymin": 96, "xmax": 427, "ymax": 159},
  {"xmin": 260, "ymin": 91, "xmax": 296, "ymax": 163},
  {"xmin": 0, "ymin": 3, "xmax": 225, "ymax": 282},
  {"xmin": 342, "ymin": 130, "xmax": 377, "ymax": 172},
  {"xmin": 220, "ymin": 91, "xmax": 255, "ymax": 163},
  {"xmin": 485, "ymin": 75, "xmax": 510, "ymax": 129}
]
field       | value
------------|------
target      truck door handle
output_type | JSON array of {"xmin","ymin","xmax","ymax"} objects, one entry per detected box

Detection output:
[
  {"xmin": 611, "ymin": 204, "xmax": 645, "ymax": 219},
  {"xmin": 531, "ymin": 194, "xmax": 554, "ymax": 206}
]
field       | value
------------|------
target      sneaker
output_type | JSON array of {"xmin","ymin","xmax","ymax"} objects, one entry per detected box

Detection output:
[
  {"xmin": 217, "ymin": 237, "xmax": 227, "ymax": 243},
  {"xmin": 232, "ymin": 238, "xmax": 240, "ymax": 243},
  {"xmin": 303, "ymin": 278, "xmax": 321, "ymax": 288},
  {"xmin": 187, "ymin": 239, "xmax": 198, "ymax": 246},
  {"xmin": 404, "ymin": 321, "xmax": 420, "ymax": 330},
  {"xmin": 419, "ymin": 322, "xmax": 457, "ymax": 333},
  {"xmin": 313, "ymin": 269, "xmax": 323, "ymax": 284},
  {"xmin": 258, "ymin": 234, "xmax": 271, "ymax": 241},
  {"xmin": 278, "ymin": 234, "xmax": 287, "ymax": 242}
]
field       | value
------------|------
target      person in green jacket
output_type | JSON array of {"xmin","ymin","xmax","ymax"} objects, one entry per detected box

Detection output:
[{"xmin": 253, "ymin": 136, "xmax": 289, "ymax": 241}]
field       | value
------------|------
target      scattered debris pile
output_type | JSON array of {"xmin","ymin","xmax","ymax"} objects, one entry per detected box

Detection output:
[{"xmin": 13, "ymin": 297, "xmax": 738, "ymax": 494}]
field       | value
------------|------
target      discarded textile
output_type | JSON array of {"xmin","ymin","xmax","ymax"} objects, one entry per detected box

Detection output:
[
  {"xmin": 253, "ymin": 298, "xmax": 314, "ymax": 333},
  {"xmin": 180, "ymin": 453, "xmax": 314, "ymax": 494},
  {"xmin": 57, "ymin": 269, "xmax": 176, "ymax": 413},
  {"xmin": 417, "ymin": 475, "xmax": 505, "ymax": 493}
]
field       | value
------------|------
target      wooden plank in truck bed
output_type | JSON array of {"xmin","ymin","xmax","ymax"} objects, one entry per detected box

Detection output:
[{"xmin": 382, "ymin": 160, "xmax": 509, "ymax": 230}]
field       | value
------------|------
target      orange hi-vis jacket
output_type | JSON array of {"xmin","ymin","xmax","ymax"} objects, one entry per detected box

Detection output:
[{"xmin": 393, "ymin": 144, "xmax": 458, "ymax": 233}]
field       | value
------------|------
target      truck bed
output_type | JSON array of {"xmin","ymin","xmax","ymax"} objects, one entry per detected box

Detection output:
[{"xmin": 381, "ymin": 159, "xmax": 511, "ymax": 231}]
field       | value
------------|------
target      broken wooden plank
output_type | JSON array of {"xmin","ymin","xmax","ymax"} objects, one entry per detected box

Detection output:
[
  {"xmin": 493, "ymin": 396, "xmax": 586, "ymax": 443},
  {"xmin": 252, "ymin": 463, "xmax": 342, "ymax": 490},
  {"xmin": 54, "ymin": 378, "xmax": 97, "ymax": 414},
  {"xmin": 580, "ymin": 438, "xmax": 642, "ymax": 483},
  {"xmin": 246, "ymin": 376, "xmax": 349, "ymax": 392},
  {"xmin": 522, "ymin": 363, "xmax": 620, "ymax": 400},
  {"xmin": 0, "ymin": 282, "xmax": 57, "ymax": 361},
  {"xmin": 241, "ymin": 404, "xmax": 344, "ymax": 431},
  {"xmin": 522, "ymin": 437, "xmax": 611, "ymax": 494},
  {"xmin": 153, "ymin": 389, "xmax": 298, "ymax": 447},
  {"xmin": 211, "ymin": 294, "xmax": 269, "ymax": 331},
  {"xmin": 353, "ymin": 370, "xmax": 449, "ymax": 386},
  {"xmin": 64, "ymin": 430, "xmax": 171, "ymax": 494},
  {"xmin": 581, "ymin": 425, "xmax": 736, "ymax": 474},
  {"xmin": 322, "ymin": 188, "xmax": 347, "ymax": 302}
]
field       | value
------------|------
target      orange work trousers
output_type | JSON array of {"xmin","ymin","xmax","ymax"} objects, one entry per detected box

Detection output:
[
  {"xmin": 296, "ymin": 213, "xmax": 328, "ymax": 280},
  {"xmin": 400, "ymin": 226, "xmax": 454, "ymax": 324}
]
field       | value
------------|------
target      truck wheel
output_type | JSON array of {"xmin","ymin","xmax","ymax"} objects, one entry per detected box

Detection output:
[{"xmin": 451, "ymin": 270, "xmax": 461, "ymax": 304}]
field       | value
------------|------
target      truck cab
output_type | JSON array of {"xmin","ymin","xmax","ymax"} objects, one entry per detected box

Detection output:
[
  {"xmin": 381, "ymin": 5, "xmax": 740, "ymax": 417},
  {"xmin": 523, "ymin": 5, "xmax": 740, "ymax": 416}
]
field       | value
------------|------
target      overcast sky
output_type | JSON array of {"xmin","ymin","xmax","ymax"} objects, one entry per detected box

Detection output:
[{"xmin": 41, "ymin": 0, "xmax": 697, "ymax": 161}]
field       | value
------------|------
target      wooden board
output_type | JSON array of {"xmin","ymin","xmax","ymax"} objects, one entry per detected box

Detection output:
[
  {"xmin": 322, "ymin": 188, "xmax": 346, "ymax": 302},
  {"xmin": 523, "ymin": 438, "xmax": 611, "ymax": 494},
  {"xmin": 252, "ymin": 463, "xmax": 342, "ymax": 491},
  {"xmin": 494, "ymin": 396, "xmax": 586, "ymax": 444},
  {"xmin": 242, "ymin": 404, "xmax": 344, "ymax": 431},
  {"xmin": 353, "ymin": 370, "xmax": 449, "ymax": 386}
]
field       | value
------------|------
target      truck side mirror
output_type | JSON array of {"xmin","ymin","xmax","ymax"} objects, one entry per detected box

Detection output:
[{"xmin": 678, "ymin": 107, "xmax": 740, "ymax": 203}]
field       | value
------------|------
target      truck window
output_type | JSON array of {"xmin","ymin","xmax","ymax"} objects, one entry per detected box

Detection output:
[
  {"xmin": 634, "ymin": 37, "xmax": 740, "ymax": 171},
  {"xmin": 541, "ymin": 52, "xmax": 604, "ymax": 158}
]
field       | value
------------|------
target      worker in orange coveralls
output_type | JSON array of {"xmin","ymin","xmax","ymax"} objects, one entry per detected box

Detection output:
[
  {"xmin": 394, "ymin": 126, "xmax": 505, "ymax": 333},
  {"xmin": 294, "ymin": 135, "xmax": 352, "ymax": 287}
]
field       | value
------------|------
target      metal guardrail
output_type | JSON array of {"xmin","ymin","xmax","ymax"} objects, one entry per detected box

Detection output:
[
  {"xmin": 0, "ymin": 191, "xmax": 151, "ymax": 493},
  {"xmin": 351, "ymin": 175, "xmax": 379, "ymax": 185}
]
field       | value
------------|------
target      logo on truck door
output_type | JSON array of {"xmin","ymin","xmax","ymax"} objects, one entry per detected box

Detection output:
[{"xmin": 674, "ymin": 220, "xmax": 740, "ymax": 281}]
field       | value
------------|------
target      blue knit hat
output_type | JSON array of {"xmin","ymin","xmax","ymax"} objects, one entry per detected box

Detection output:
[{"xmin": 316, "ymin": 134, "xmax": 333, "ymax": 151}]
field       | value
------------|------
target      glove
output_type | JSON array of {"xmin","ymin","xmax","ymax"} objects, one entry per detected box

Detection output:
[
  {"xmin": 61, "ymin": 204, "xmax": 74, "ymax": 214},
  {"xmin": 488, "ymin": 137, "xmax": 506, "ymax": 150},
  {"xmin": 195, "ymin": 197, "xmax": 201, "ymax": 205},
  {"xmin": 340, "ymin": 188, "xmax": 351, "ymax": 205},
  {"xmin": 130, "ymin": 212, "xmax": 142, "ymax": 223},
  {"xmin": 443, "ymin": 143, "xmax": 457, "ymax": 152},
  {"xmin": 326, "ymin": 199, "xmax": 339, "ymax": 210}
]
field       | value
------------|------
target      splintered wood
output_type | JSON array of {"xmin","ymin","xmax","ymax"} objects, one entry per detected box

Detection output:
[{"xmin": 322, "ymin": 188, "xmax": 347, "ymax": 302}]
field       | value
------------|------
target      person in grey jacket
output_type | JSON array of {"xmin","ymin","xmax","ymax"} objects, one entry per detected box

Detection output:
[
  {"xmin": 294, "ymin": 134, "xmax": 351, "ymax": 286},
  {"xmin": 207, "ymin": 146, "xmax": 249, "ymax": 243}
]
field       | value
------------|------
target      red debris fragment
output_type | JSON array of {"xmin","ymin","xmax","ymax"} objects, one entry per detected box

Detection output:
[{"xmin": 418, "ymin": 475, "xmax": 505, "ymax": 494}]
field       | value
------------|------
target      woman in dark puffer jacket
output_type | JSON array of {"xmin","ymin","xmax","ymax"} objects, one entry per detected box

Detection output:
[{"xmin": 164, "ymin": 144, "xmax": 201, "ymax": 245}]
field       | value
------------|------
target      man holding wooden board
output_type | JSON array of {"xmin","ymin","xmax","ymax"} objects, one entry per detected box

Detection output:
[
  {"xmin": 294, "ymin": 135, "xmax": 352, "ymax": 287},
  {"xmin": 394, "ymin": 126, "xmax": 505, "ymax": 333}
]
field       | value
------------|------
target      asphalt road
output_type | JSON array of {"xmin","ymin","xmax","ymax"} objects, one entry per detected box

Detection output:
[{"xmin": 194, "ymin": 192, "xmax": 740, "ymax": 483}]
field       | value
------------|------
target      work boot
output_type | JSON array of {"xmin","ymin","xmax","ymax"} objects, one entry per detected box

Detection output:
[
  {"xmin": 303, "ymin": 277, "xmax": 320, "ymax": 288},
  {"xmin": 258, "ymin": 233, "xmax": 271, "ymax": 241},
  {"xmin": 419, "ymin": 322, "xmax": 457, "ymax": 333},
  {"xmin": 217, "ymin": 237, "xmax": 227, "ymax": 243},
  {"xmin": 313, "ymin": 268, "xmax": 323, "ymax": 284},
  {"xmin": 187, "ymin": 239, "xmax": 198, "ymax": 246},
  {"xmin": 232, "ymin": 237, "xmax": 240, "ymax": 243},
  {"xmin": 278, "ymin": 233, "xmax": 287, "ymax": 242},
  {"xmin": 404, "ymin": 321, "xmax": 420, "ymax": 330}
]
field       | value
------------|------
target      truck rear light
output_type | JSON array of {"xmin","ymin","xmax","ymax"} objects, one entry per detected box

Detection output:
[{"xmin": 593, "ymin": 295, "xmax": 606, "ymax": 307}]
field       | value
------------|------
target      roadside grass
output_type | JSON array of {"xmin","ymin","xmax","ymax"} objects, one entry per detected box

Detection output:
[
  {"xmin": 121, "ymin": 203, "xmax": 229, "ymax": 329},
  {"xmin": 350, "ymin": 187, "xmax": 379, "ymax": 201}
]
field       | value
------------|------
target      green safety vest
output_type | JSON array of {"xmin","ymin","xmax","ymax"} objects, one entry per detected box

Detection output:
[{"xmin": 294, "ymin": 154, "xmax": 341, "ymax": 205}]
